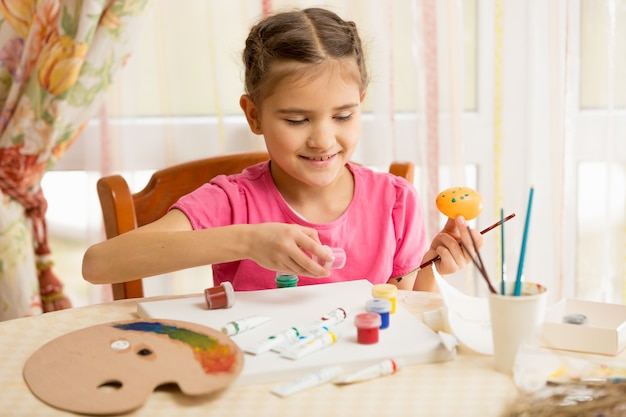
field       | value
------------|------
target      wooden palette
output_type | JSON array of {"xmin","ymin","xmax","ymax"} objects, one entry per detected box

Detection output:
[{"xmin": 23, "ymin": 319, "xmax": 244, "ymax": 415}]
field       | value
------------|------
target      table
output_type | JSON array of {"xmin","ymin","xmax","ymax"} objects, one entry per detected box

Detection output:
[{"xmin": 1, "ymin": 291, "xmax": 520, "ymax": 417}]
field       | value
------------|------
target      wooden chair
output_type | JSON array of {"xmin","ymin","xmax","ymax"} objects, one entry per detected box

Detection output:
[{"xmin": 96, "ymin": 152, "xmax": 414, "ymax": 300}]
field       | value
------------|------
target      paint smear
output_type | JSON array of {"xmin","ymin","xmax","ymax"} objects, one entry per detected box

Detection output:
[{"xmin": 114, "ymin": 321, "xmax": 238, "ymax": 373}]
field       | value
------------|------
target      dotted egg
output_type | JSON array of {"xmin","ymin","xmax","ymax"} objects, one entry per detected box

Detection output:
[{"xmin": 436, "ymin": 187, "xmax": 483, "ymax": 220}]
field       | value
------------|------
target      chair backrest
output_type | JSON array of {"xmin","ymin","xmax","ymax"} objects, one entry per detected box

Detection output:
[{"xmin": 97, "ymin": 152, "xmax": 414, "ymax": 300}]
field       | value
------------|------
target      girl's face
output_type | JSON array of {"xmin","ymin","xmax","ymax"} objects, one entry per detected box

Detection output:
[{"xmin": 241, "ymin": 61, "xmax": 365, "ymax": 191}]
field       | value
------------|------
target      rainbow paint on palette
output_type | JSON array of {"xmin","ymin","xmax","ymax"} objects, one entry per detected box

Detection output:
[{"xmin": 113, "ymin": 321, "xmax": 238, "ymax": 373}]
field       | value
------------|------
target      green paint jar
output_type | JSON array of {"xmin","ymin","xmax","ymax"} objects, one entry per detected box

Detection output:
[{"xmin": 275, "ymin": 273, "xmax": 299, "ymax": 288}]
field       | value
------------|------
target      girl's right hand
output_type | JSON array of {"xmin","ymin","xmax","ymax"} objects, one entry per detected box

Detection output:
[{"xmin": 245, "ymin": 223, "xmax": 334, "ymax": 278}]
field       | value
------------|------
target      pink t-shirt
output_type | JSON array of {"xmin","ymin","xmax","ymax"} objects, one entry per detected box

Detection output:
[{"xmin": 171, "ymin": 161, "xmax": 427, "ymax": 290}]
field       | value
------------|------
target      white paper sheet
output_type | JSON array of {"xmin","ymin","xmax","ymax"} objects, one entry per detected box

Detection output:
[{"xmin": 137, "ymin": 280, "xmax": 455, "ymax": 385}]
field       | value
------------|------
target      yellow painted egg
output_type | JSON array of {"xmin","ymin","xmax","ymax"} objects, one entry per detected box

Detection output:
[{"xmin": 436, "ymin": 187, "xmax": 483, "ymax": 220}]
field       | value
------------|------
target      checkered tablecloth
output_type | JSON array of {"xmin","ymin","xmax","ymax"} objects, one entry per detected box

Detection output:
[{"xmin": 1, "ymin": 292, "xmax": 519, "ymax": 417}]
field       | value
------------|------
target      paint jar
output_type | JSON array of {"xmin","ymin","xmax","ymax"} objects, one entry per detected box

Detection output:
[
  {"xmin": 371, "ymin": 284, "xmax": 398, "ymax": 314},
  {"xmin": 365, "ymin": 298, "xmax": 392, "ymax": 329},
  {"xmin": 354, "ymin": 313, "xmax": 381, "ymax": 344},
  {"xmin": 311, "ymin": 246, "xmax": 346, "ymax": 269},
  {"xmin": 204, "ymin": 281, "xmax": 235, "ymax": 309},
  {"xmin": 275, "ymin": 273, "xmax": 299, "ymax": 288}
]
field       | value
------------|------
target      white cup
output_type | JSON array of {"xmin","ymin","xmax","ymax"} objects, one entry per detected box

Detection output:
[{"xmin": 488, "ymin": 281, "xmax": 548, "ymax": 375}]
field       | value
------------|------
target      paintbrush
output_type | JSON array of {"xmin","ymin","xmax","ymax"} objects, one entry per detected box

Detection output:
[{"xmin": 396, "ymin": 213, "xmax": 516, "ymax": 282}]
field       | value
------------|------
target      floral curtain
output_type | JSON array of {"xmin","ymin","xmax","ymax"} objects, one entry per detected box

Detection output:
[{"xmin": 0, "ymin": 0, "xmax": 150, "ymax": 321}]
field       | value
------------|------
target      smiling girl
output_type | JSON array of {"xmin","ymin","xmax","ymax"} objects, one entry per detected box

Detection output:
[{"xmin": 82, "ymin": 7, "xmax": 481, "ymax": 292}]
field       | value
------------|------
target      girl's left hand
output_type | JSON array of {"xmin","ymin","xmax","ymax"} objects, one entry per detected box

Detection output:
[{"xmin": 428, "ymin": 216, "xmax": 483, "ymax": 274}]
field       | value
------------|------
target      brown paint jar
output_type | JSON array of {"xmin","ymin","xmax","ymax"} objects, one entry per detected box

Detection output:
[{"xmin": 204, "ymin": 282, "xmax": 235, "ymax": 309}]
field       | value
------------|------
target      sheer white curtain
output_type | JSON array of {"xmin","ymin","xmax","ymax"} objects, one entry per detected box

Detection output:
[{"xmin": 49, "ymin": 0, "xmax": 625, "ymax": 306}]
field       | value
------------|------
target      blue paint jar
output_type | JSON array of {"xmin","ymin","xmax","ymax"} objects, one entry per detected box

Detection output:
[{"xmin": 365, "ymin": 298, "xmax": 392, "ymax": 329}]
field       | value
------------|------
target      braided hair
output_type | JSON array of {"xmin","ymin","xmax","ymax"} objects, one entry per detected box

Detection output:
[{"xmin": 242, "ymin": 8, "xmax": 369, "ymax": 104}]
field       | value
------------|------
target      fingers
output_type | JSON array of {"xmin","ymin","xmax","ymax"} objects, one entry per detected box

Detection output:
[
  {"xmin": 441, "ymin": 216, "xmax": 460, "ymax": 235},
  {"xmin": 278, "ymin": 255, "xmax": 329, "ymax": 278},
  {"xmin": 296, "ymin": 229, "xmax": 334, "ymax": 265},
  {"xmin": 291, "ymin": 227, "xmax": 335, "ymax": 277},
  {"xmin": 434, "ymin": 232, "xmax": 467, "ymax": 272},
  {"xmin": 250, "ymin": 223, "xmax": 332, "ymax": 278},
  {"xmin": 432, "ymin": 215, "xmax": 484, "ymax": 274}
]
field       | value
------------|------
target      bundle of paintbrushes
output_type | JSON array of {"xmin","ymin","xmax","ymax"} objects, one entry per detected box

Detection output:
[
  {"xmin": 464, "ymin": 187, "xmax": 534, "ymax": 296},
  {"xmin": 503, "ymin": 380, "xmax": 626, "ymax": 417}
]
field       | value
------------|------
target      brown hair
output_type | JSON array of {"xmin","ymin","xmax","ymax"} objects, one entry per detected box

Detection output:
[{"xmin": 242, "ymin": 7, "xmax": 369, "ymax": 104}]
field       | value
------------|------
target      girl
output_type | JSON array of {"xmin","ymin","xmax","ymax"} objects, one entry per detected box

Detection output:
[{"xmin": 82, "ymin": 7, "xmax": 481, "ymax": 292}]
